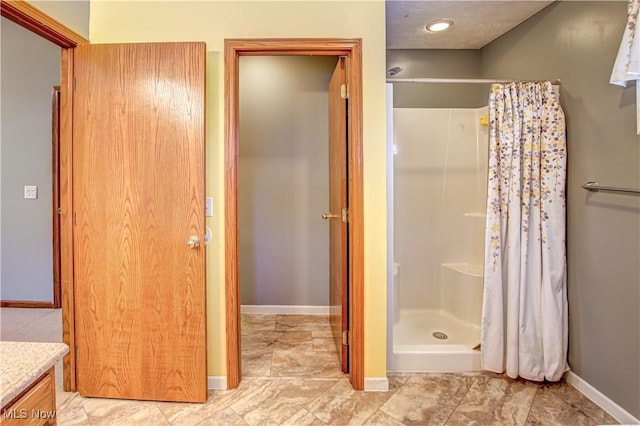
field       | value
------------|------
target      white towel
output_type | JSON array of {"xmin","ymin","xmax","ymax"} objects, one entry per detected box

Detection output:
[{"xmin": 610, "ymin": 0, "xmax": 640, "ymax": 87}]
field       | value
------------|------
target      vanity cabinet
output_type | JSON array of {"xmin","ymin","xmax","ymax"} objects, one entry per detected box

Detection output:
[
  {"xmin": 0, "ymin": 342, "xmax": 68, "ymax": 426},
  {"xmin": 1, "ymin": 367, "xmax": 56, "ymax": 425}
]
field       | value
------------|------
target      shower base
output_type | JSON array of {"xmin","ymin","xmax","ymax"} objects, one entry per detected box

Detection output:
[{"xmin": 389, "ymin": 309, "xmax": 481, "ymax": 372}]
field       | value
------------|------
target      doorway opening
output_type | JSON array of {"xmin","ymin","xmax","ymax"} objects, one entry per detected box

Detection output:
[
  {"xmin": 238, "ymin": 55, "xmax": 342, "ymax": 379},
  {"xmin": 225, "ymin": 39, "xmax": 364, "ymax": 390},
  {"xmin": 0, "ymin": 17, "xmax": 60, "ymax": 309},
  {"xmin": 0, "ymin": 0, "xmax": 88, "ymax": 393}
]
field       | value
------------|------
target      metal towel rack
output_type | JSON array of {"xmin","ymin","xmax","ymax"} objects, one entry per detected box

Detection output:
[{"xmin": 582, "ymin": 181, "xmax": 640, "ymax": 195}]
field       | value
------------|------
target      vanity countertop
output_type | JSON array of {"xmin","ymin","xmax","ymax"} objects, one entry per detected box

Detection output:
[{"xmin": 0, "ymin": 341, "xmax": 68, "ymax": 407}]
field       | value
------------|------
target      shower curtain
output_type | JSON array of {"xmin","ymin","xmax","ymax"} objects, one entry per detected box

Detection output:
[{"xmin": 481, "ymin": 82, "xmax": 569, "ymax": 382}]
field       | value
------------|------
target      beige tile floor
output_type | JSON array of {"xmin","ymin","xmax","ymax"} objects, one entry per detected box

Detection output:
[{"xmin": 1, "ymin": 310, "xmax": 619, "ymax": 425}]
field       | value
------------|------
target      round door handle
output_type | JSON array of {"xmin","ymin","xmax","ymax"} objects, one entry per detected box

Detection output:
[{"xmin": 187, "ymin": 236, "xmax": 200, "ymax": 248}]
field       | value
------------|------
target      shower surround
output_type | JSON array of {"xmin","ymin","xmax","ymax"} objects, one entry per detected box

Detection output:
[{"xmin": 390, "ymin": 106, "xmax": 488, "ymax": 372}]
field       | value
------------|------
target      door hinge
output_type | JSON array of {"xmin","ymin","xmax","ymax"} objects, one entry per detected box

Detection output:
[
  {"xmin": 57, "ymin": 207, "xmax": 62, "ymax": 215},
  {"xmin": 342, "ymin": 330, "xmax": 350, "ymax": 346},
  {"xmin": 341, "ymin": 207, "xmax": 349, "ymax": 223},
  {"xmin": 340, "ymin": 84, "xmax": 349, "ymax": 99}
]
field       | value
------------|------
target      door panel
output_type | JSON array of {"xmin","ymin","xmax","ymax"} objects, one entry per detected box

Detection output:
[
  {"xmin": 328, "ymin": 57, "xmax": 349, "ymax": 373},
  {"xmin": 73, "ymin": 42, "xmax": 207, "ymax": 402}
]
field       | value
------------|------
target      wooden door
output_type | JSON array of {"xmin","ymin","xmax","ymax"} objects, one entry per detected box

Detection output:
[
  {"xmin": 73, "ymin": 42, "xmax": 207, "ymax": 402},
  {"xmin": 328, "ymin": 57, "xmax": 349, "ymax": 373}
]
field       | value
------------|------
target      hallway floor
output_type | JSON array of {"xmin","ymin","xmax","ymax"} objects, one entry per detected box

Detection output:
[{"xmin": 1, "ymin": 310, "xmax": 619, "ymax": 425}]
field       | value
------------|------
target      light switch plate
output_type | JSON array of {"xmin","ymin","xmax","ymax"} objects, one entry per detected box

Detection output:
[
  {"xmin": 24, "ymin": 186, "xmax": 38, "ymax": 199},
  {"xmin": 205, "ymin": 197, "xmax": 213, "ymax": 217}
]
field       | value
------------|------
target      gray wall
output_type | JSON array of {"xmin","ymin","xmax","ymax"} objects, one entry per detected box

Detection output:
[
  {"xmin": 31, "ymin": 0, "xmax": 90, "ymax": 40},
  {"xmin": 481, "ymin": 2, "xmax": 640, "ymax": 418},
  {"xmin": 387, "ymin": 49, "xmax": 488, "ymax": 108},
  {"xmin": 1, "ymin": 17, "xmax": 61, "ymax": 302},
  {"xmin": 239, "ymin": 56, "xmax": 336, "ymax": 306}
]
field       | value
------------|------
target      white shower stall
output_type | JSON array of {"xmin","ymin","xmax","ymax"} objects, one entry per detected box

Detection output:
[{"xmin": 387, "ymin": 83, "xmax": 489, "ymax": 371}]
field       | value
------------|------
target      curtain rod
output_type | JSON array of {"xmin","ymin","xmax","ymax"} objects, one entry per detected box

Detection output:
[{"xmin": 386, "ymin": 78, "xmax": 561, "ymax": 85}]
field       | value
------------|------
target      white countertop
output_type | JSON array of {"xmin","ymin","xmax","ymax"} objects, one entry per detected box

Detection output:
[{"xmin": 0, "ymin": 341, "xmax": 69, "ymax": 407}]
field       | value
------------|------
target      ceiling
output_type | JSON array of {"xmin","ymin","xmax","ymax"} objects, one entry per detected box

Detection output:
[{"xmin": 386, "ymin": 1, "xmax": 554, "ymax": 49}]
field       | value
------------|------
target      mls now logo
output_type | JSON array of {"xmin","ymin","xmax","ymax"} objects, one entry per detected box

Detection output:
[{"xmin": 3, "ymin": 409, "xmax": 56, "ymax": 420}]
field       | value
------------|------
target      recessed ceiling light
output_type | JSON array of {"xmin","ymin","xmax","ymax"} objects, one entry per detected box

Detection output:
[{"xmin": 425, "ymin": 19, "xmax": 454, "ymax": 33}]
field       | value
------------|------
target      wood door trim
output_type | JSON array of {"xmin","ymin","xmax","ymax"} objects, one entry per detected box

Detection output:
[
  {"xmin": 59, "ymin": 48, "xmax": 76, "ymax": 391},
  {"xmin": 52, "ymin": 86, "xmax": 61, "ymax": 309},
  {"xmin": 224, "ymin": 38, "xmax": 364, "ymax": 390},
  {"xmin": 1, "ymin": 0, "xmax": 85, "ymax": 392},
  {"xmin": 0, "ymin": 300, "xmax": 56, "ymax": 308},
  {"xmin": 0, "ymin": 0, "xmax": 87, "ymax": 47},
  {"xmin": 347, "ymin": 44, "xmax": 364, "ymax": 388}
]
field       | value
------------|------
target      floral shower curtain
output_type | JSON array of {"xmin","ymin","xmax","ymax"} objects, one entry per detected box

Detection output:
[{"xmin": 481, "ymin": 82, "xmax": 569, "ymax": 382}]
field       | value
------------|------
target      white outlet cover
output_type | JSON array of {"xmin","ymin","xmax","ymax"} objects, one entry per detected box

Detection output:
[{"xmin": 24, "ymin": 186, "xmax": 38, "ymax": 199}]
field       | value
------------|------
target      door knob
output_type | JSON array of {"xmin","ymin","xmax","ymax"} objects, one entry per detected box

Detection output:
[
  {"xmin": 322, "ymin": 213, "xmax": 340, "ymax": 220},
  {"xmin": 187, "ymin": 236, "xmax": 200, "ymax": 248}
]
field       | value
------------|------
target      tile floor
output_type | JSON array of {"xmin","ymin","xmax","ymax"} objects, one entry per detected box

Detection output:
[
  {"xmin": 0, "ymin": 310, "xmax": 620, "ymax": 425},
  {"xmin": 241, "ymin": 313, "xmax": 342, "ymax": 379}
]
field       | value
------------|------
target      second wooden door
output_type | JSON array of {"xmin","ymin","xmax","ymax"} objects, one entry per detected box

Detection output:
[{"xmin": 328, "ymin": 57, "xmax": 349, "ymax": 373}]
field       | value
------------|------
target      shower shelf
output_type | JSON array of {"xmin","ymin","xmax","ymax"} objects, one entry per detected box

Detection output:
[{"xmin": 463, "ymin": 212, "xmax": 486, "ymax": 218}]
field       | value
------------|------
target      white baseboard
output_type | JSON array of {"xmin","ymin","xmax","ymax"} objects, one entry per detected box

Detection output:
[
  {"xmin": 241, "ymin": 305, "xmax": 330, "ymax": 315},
  {"xmin": 364, "ymin": 377, "xmax": 389, "ymax": 392},
  {"xmin": 566, "ymin": 371, "xmax": 640, "ymax": 425},
  {"xmin": 207, "ymin": 376, "xmax": 227, "ymax": 390}
]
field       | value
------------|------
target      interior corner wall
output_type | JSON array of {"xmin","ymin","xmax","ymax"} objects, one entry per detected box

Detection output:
[
  {"xmin": 239, "ymin": 56, "xmax": 334, "ymax": 307},
  {"xmin": 386, "ymin": 49, "xmax": 487, "ymax": 108},
  {"xmin": 1, "ymin": 17, "xmax": 61, "ymax": 302},
  {"xmin": 481, "ymin": 1, "xmax": 640, "ymax": 417}
]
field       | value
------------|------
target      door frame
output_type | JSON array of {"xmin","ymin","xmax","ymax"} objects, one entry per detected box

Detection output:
[
  {"xmin": 1, "ymin": 0, "xmax": 88, "ymax": 391},
  {"xmin": 224, "ymin": 38, "xmax": 365, "ymax": 390},
  {"xmin": 52, "ymin": 85, "xmax": 61, "ymax": 309}
]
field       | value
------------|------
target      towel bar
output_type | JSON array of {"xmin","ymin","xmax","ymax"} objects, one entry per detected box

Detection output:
[{"xmin": 582, "ymin": 181, "xmax": 640, "ymax": 195}]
